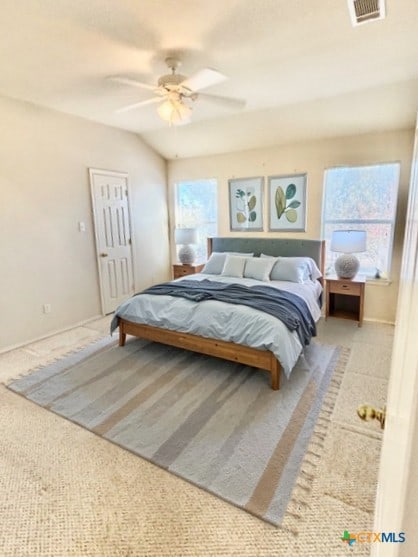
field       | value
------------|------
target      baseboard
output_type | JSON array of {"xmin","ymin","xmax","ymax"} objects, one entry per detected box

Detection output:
[
  {"xmin": 363, "ymin": 317, "xmax": 395, "ymax": 326},
  {"xmin": 0, "ymin": 314, "xmax": 105, "ymax": 355},
  {"xmin": 320, "ymin": 314, "xmax": 395, "ymax": 326}
]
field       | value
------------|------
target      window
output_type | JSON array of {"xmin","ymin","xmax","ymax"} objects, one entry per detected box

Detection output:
[
  {"xmin": 322, "ymin": 163, "xmax": 400, "ymax": 278},
  {"xmin": 175, "ymin": 179, "xmax": 218, "ymax": 261}
]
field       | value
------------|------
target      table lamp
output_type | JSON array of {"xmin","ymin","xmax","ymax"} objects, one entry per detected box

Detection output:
[
  {"xmin": 330, "ymin": 230, "xmax": 366, "ymax": 279},
  {"xmin": 174, "ymin": 228, "xmax": 198, "ymax": 264}
]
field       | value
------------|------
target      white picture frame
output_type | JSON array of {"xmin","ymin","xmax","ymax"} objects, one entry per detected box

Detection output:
[
  {"xmin": 228, "ymin": 176, "xmax": 264, "ymax": 231},
  {"xmin": 268, "ymin": 173, "xmax": 307, "ymax": 232}
]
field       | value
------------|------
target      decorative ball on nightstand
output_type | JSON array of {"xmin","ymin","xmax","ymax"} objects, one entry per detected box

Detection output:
[
  {"xmin": 331, "ymin": 230, "xmax": 367, "ymax": 279},
  {"xmin": 174, "ymin": 228, "xmax": 198, "ymax": 264},
  {"xmin": 334, "ymin": 253, "xmax": 360, "ymax": 279},
  {"xmin": 178, "ymin": 245, "xmax": 196, "ymax": 264}
]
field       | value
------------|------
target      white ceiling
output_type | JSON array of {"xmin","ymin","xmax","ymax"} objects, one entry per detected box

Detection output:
[{"xmin": 1, "ymin": 0, "xmax": 417, "ymax": 159}]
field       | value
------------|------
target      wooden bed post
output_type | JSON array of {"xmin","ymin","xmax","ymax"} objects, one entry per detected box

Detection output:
[
  {"xmin": 270, "ymin": 356, "xmax": 281, "ymax": 390},
  {"xmin": 119, "ymin": 323, "xmax": 126, "ymax": 347},
  {"xmin": 319, "ymin": 239, "xmax": 326, "ymax": 287},
  {"xmin": 207, "ymin": 237, "xmax": 213, "ymax": 258}
]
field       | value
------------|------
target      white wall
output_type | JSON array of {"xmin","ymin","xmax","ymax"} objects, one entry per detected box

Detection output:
[
  {"xmin": 168, "ymin": 129, "xmax": 414, "ymax": 323},
  {"xmin": 0, "ymin": 95, "xmax": 169, "ymax": 350}
]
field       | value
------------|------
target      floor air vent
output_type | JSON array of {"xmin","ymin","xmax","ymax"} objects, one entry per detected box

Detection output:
[{"xmin": 347, "ymin": 0, "xmax": 386, "ymax": 26}]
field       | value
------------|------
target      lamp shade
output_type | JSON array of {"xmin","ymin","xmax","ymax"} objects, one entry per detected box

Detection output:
[
  {"xmin": 157, "ymin": 100, "xmax": 175, "ymax": 122},
  {"xmin": 174, "ymin": 228, "xmax": 197, "ymax": 245},
  {"xmin": 330, "ymin": 230, "xmax": 367, "ymax": 253},
  {"xmin": 157, "ymin": 98, "xmax": 192, "ymax": 126}
]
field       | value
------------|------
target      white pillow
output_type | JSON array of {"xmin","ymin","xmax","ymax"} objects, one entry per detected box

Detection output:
[
  {"xmin": 260, "ymin": 254, "xmax": 322, "ymax": 282},
  {"xmin": 202, "ymin": 251, "xmax": 254, "ymax": 275},
  {"xmin": 243, "ymin": 257, "xmax": 275, "ymax": 281},
  {"xmin": 221, "ymin": 255, "xmax": 247, "ymax": 278},
  {"xmin": 272, "ymin": 259, "xmax": 308, "ymax": 283},
  {"xmin": 304, "ymin": 258, "xmax": 322, "ymax": 280},
  {"xmin": 281, "ymin": 257, "xmax": 322, "ymax": 281},
  {"xmin": 202, "ymin": 252, "xmax": 226, "ymax": 275}
]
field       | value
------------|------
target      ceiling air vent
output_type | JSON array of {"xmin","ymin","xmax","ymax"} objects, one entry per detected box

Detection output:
[{"xmin": 347, "ymin": 0, "xmax": 386, "ymax": 26}]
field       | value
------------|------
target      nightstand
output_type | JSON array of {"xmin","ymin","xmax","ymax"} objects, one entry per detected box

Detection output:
[
  {"xmin": 173, "ymin": 262, "xmax": 205, "ymax": 279},
  {"xmin": 325, "ymin": 275, "xmax": 366, "ymax": 326}
]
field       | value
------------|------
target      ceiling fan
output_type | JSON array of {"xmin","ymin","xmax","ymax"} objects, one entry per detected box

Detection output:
[{"xmin": 108, "ymin": 57, "xmax": 246, "ymax": 126}]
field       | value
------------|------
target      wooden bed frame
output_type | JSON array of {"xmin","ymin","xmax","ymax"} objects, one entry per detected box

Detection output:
[{"xmin": 118, "ymin": 237, "xmax": 325, "ymax": 390}]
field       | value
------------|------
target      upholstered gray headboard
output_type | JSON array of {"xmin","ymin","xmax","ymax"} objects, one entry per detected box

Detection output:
[{"xmin": 208, "ymin": 237, "xmax": 325, "ymax": 278}]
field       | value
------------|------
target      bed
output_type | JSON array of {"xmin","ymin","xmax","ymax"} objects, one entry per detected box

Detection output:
[{"xmin": 111, "ymin": 237, "xmax": 325, "ymax": 390}]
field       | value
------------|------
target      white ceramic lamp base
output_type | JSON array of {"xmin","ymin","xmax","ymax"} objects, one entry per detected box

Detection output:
[
  {"xmin": 178, "ymin": 244, "xmax": 196, "ymax": 264},
  {"xmin": 334, "ymin": 253, "xmax": 360, "ymax": 279}
]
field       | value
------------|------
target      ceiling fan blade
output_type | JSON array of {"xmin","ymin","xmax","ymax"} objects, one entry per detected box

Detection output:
[
  {"xmin": 197, "ymin": 92, "xmax": 246, "ymax": 110},
  {"xmin": 108, "ymin": 76, "xmax": 157, "ymax": 92},
  {"xmin": 115, "ymin": 97, "xmax": 161, "ymax": 114},
  {"xmin": 180, "ymin": 68, "xmax": 227, "ymax": 92}
]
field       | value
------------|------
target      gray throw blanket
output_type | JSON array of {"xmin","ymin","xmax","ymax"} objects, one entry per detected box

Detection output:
[{"xmin": 138, "ymin": 279, "xmax": 316, "ymax": 346}]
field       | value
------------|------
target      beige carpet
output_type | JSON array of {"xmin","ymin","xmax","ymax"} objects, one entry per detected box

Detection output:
[{"xmin": 0, "ymin": 316, "xmax": 393, "ymax": 556}]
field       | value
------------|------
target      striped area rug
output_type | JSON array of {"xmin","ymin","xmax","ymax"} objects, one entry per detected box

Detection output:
[{"xmin": 7, "ymin": 336, "xmax": 344, "ymax": 526}]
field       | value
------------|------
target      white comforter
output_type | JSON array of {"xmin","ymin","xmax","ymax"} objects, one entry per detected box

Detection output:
[{"xmin": 112, "ymin": 274, "xmax": 322, "ymax": 378}]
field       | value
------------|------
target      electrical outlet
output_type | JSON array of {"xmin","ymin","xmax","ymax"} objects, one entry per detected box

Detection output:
[{"xmin": 43, "ymin": 304, "xmax": 51, "ymax": 314}]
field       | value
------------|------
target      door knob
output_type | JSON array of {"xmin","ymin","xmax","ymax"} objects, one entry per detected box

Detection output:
[
  {"xmin": 100, "ymin": 253, "xmax": 108, "ymax": 258},
  {"xmin": 357, "ymin": 404, "xmax": 386, "ymax": 429}
]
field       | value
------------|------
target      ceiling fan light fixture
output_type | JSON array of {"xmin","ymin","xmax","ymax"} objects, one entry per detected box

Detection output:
[
  {"xmin": 157, "ymin": 98, "xmax": 192, "ymax": 126},
  {"xmin": 157, "ymin": 99, "xmax": 175, "ymax": 121},
  {"xmin": 110, "ymin": 57, "xmax": 245, "ymax": 123}
]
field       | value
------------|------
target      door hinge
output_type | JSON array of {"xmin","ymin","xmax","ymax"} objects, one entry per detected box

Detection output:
[
  {"xmin": 125, "ymin": 189, "xmax": 128, "ymax": 196},
  {"xmin": 128, "ymin": 238, "xmax": 132, "ymax": 245}
]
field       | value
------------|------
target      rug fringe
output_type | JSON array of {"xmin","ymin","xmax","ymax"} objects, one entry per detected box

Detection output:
[
  {"xmin": 295, "ymin": 481, "xmax": 311, "ymax": 493},
  {"xmin": 280, "ymin": 524, "xmax": 299, "ymax": 537},
  {"xmin": 282, "ymin": 346, "xmax": 350, "ymax": 535},
  {"xmin": 305, "ymin": 449, "xmax": 321, "ymax": 459},
  {"xmin": 299, "ymin": 469, "xmax": 314, "ymax": 481},
  {"xmin": 290, "ymin": 497, "xmax": 311, "ymax": 509},
  {"xmin": 2, "ymin": 334, "xmax": 112, "ymax": 386}
]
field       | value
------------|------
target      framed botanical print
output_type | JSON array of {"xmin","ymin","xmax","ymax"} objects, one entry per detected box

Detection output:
[
  {"xmin": 228, "ymin": 176, "xmax": 264, "ymax": 231},
  {"xmin": 268, "ymin": 173, "xmax": 307, "ymax": 231}
]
